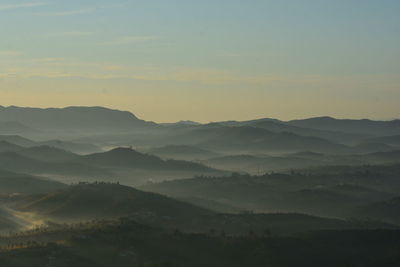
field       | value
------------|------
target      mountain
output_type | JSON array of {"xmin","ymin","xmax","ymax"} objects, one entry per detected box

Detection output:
[
  {"xmin": 79, "ymin": 147, "xmax": 218, "ymax": 172},
  {"xmin": 146, "ymin": 145, "xmax": 219, "ymax": 160},
  {"xmin": 0, "ymin": 106, "xmax": 156, "ymax": 132},
  {"xmin": 286, "ymin": 117, "xmax": 400, "ymax": 136},
  {"xmin": 161, "ymin": 120, "xmax": 202, "ymax": 126},
  {"xmin": 0, "ymin": 169, "xmax": 66, "ymax": 194}
]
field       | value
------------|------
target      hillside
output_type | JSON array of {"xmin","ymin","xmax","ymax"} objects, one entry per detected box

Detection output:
[
  {"xmin": 215, "ymin": 118, "xmax": 367, "ymax": 144},
  {"xmin": 13, "ymin": 183, "xmax": 392, "ymax": 236},
  {"xmin": 354, "ymin": 197, "xmax": 400, "ymax": 225},
  {"xmin": 366, "ymin": 135, "xmax": 400, "ymax": 147},
  {"xmin": 0, "ymin": 135, "xmax": 36, "ymax": 147},
  {"xmin": 80, "ymin": 147, "xmax": 218, "ymax": 172},
  {"xmin": 0, "ymin": 169, "xmax": 66, "ymax": 194},
  {"xmin": 141, "ymin": 164, "xmax": 400, "ymax": 218},
  {"xmin": 0, "ymin": 121, "xmax": 38, "ymax": 135},
  {"xmin": 0, "ymin": 152, "xmax": 110, "ymax": 178},
  {"xmin": 17, "ymin": 146, "xmax": 80, "ymax": 162},
  {"xmin": 0, "ymin": 135, "xmax": 101, "ymax": 154},
  {"xmin": 147, "ymin": 145, "xmax": 219, "ymax": 160},
  {"xmin": 1, "ymin": 221, "xmax": 400, "ymax": 267},
  {"xmin": 202, "ymin": 154, "xmax": 324, "ymax": 174},
  {"xmin": 0, "ymin": 141, "xmax": 24, "ymax": 153},
  {"xmin": 17, "ymin": 183, "xmax": 213, "ymax": 221},
  {"xmin": 171, "ymin": 126, "xmax": 350, "ymax": 154}
]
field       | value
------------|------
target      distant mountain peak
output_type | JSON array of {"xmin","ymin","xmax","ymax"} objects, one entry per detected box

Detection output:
[{"xmin": 0, "ymin": 105, "xmax": 156, "ymax": 131}]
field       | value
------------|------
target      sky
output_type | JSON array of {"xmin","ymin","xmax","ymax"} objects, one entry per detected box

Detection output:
[{"xmin": 0, "ymin": 0, "xmax": 399, "ymax": 122}]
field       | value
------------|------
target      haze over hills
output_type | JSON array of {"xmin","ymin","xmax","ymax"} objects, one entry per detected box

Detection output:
[
  {"xmin": 286, "ymin": 117, "xmax": 400, "ymax": 136},
  {"xmin": 0, "ymin": 135, "xmax": 101, "ymax": 154},
  {"xmin": 0, "ymin": 107, "xmax": 399, "ymax": 266},
  {"xmin": 141, "ymin": 163, "xmax": 400, "ymax": 217},
  {"xmin": 1, "ymin": 106, "xmax": 400, "ymax": 266},
  {"xmin": 145, "ymin": 145, "xmax": 220, "ymax": 160}
]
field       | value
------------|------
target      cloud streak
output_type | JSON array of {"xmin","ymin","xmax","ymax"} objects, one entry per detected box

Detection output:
[
  {"xmin": 98, "ymin": 36, "xmax": 159, "ymax": 46},
  {"xmin": 42, "ymin": 7, "xmax": 96, "ymax": 16},
  {"xmin": 0, "ymin": 51, "xmax": 22, "ymax": 57},
  {"xmin": 0, "ymin": 2, "xmax": 46, "ymax": 10},
  {"xmin": 52, "ymin": 31, "xmax": 95, "ymax": 37}
]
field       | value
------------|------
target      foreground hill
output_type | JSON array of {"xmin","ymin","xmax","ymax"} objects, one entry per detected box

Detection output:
[
  {"xmin": 0, "ymin": 170, "xmax": 66, "ymax": 194},
  {"xmin": 13, "ymin": 183, "xmax": 392, "ymax": 236},
  {"xmin": 0, "ymin": 220, "xmax": 399, "ymax": 267},
  {"xmin": 354, "ymin": 196, "xmax": 400, "ymax": 225},
  {"xmin": 16, "ymin": 183, "xmax": 213, "ymax": 221}
]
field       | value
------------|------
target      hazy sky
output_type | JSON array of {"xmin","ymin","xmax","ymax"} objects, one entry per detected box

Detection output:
[{"xmin": 0, "ymin": 0, "xmax": 399, "ymax": 122}]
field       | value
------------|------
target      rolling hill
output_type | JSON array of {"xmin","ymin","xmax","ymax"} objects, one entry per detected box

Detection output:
[
  {"xmin": 354, "ymin": 196, "xmax": 400, "ymax": 225},
  {"xmin": 146, "ymin": 145, "xmax": 219, "ymax": 160},
  {"xmin": 0, "ymin": 169, "xmax": 66, "ymax": 194},
  {"xmin": 170, "ymin": 126, "xmax": 351, "ymax": 154},
  {"xmin": 79, "ymin": 147, "xmax": 218, "ymax": 172},
  {"xmin": 16, "ymin": 183, "xmax": 213, "ymax": 221}
]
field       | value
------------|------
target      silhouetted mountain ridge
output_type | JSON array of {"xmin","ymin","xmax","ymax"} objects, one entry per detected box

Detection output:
[{"xmin": 0, "ymin": 106, "xmax": 156, "ymax": 132}]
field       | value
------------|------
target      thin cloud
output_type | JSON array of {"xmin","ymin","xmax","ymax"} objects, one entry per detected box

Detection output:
[
  {"xmin": 43, "ymin": 7, "xmax": 96, "ymax": 16},
  {"xmin": 0, "ymin": 2, "xmax": 46, "ymax": 10},
  {"xmin": 98, "ymin": 36, "xmax": 159, "ymax": 46},
  {"xmin": 42, "ymin": 3, "xmax": 125, "ymax": 17},
  {"xmin": 0, "ymin": 51, "xmax": 22, "ymax": 57},
  {"xmin": 52, "ymin": 31, "xmax": 95, "ymax": 37}
]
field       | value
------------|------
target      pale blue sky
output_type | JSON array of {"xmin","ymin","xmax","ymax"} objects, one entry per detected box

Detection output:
[{"xmin": 0, "ymin": 0, "xmax": 399, "ymax": 122}]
